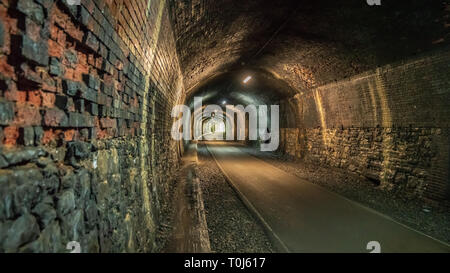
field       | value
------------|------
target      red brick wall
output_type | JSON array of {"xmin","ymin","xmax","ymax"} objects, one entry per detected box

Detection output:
[
  {"xmin": 0, "ymin": 0, "xmax": 184, "ymax": 252},
  {"xmin": 0, "ymin": 0, "xmax": 183, "ymax": 145}
]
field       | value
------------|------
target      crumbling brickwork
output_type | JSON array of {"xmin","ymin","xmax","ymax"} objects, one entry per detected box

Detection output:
[
  {"xmin": 0, "ymin": 0, "xmax": 184, "ymax": 252},
  {"xmin": 279, "ymin": 48, "xmax": 450, "ymax": 205}
]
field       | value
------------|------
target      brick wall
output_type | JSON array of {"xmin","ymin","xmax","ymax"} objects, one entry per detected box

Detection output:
[
  {"xmin": 279, "ymin": 48, "xmax": 450, "ymax": 205},
  {"xmin": 0, "ymin": 0, "xmax": 184, "ymax": 252}
]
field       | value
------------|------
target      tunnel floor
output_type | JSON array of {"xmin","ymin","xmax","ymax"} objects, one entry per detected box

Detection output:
[
  {"xmin": 195, "ymin": 143, "xmax": 274, "ymax": 253},
  {"xmin": 242, "ymin": 146, "xmax": 450, "ymax": 246},
  {"xmin": 184, "ymin": 142, "xmax": 450, "ymax": 253}
]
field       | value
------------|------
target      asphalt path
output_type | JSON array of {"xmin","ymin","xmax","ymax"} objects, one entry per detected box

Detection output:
[{"xmin": 206, "ymin": 142, "xmax": 450, "ymax": 253}]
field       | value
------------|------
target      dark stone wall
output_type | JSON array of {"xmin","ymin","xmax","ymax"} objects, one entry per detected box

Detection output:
[
  {"xmin": 279, "ymin": 48, "xmax": 450, "ymax": 205},
  {"xmin": 0, "ymin": 0, "xmax": 184, "ymax": 252}
]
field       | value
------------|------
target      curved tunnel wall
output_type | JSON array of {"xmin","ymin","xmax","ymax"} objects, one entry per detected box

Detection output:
[
  {"xmin": 0, "ymin": 0, "xmax": 184, "ymax": 252},
  {"xmin": 169, "ymin": 0, "xmax": 450, "ymax": 205},
  {"xmin": 278, "ymin": 49, "xmax": 450, "ymax": 203}
]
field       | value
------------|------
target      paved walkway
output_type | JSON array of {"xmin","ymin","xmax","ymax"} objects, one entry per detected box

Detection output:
[{"xmin": 206, "ymin": 142, "xmax": 450, "ymax": 253}]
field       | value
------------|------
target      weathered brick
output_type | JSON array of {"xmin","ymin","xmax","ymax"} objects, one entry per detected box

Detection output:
[
  {"xmin": 82, "ymin": 74, "xmax": 100, "ymax": 90},
  {"xmin": 28, "ymin": 90, "xmax": 42, "ymax": 106},
  {"xmin": 100, "ymin": 117, "xmax": 116, "ymax": 128},
  {"xmin": 21, "ymin": 126, "xmax": 35, "ymax": 146},
  {"xmin": 97, "ymin": 93, "xmax": 108, "ymax": 105},
  {"xmin": 3, "ymin": 126, "xmax": 20, "ymax": 146},
  {"xmin": 15, "ymin": 104, "xmax": 41, "ymax": 126},
  {"xmin": 79, "ymin": 6, "xmax": 91, "ymax": 27},
  {"xmin": 34, "ymin": 126, "xmax": 44, "ymax": 145},
  {"xmin": 63, "ymin": 79, "xmax": 79, "ymax": 97},
  {"xmin": 63, "ymin": 129, "xmax": 77, "ymax": 142},
  {"xmin": 49, "ymin": 58, "xmax": 62, "ymax": 76},
  {"xmin": 64, "ymin": 49, "xmax": 78, "ymax": 66},
  {"xmin": 44, "ymin": 108, "xmax": 69, "ymax": 127},
  {"xmin": 41, "ymin": 92, "xmax": 56, "ymax": 108},
  {"xmin": 0, "ymin": 21, "xmax": 4, "ymax": 48},
  {"xmin": 74, "ymin": 99, "xmax": 85, "ymax": 112},
  {"xmin": 79, "ymin": 87, "xmax": 97, "ymax": 103},
  {"xmin": 35, "ymin": 0, "xmax": 54, "ymax": 10},
  {"xmin": 98, "ymin": 105, "xmax": 108, "ymax": 117},
  {"xmin": 68, "ymin": 112, "xmax": 94, "ymax": 127},
  {"xmin": 0, "ymin": 100, "xmax": 14, "ymax": 125},
  {"xmin": 48, "ymin": 39, "xmax": 63, "ymax": 58},
  {"xmin": 86, "ymin": 102, "xmax": 98, "ymax": 116},
  {"xmin": 0, "ymin": 154, "xmax": 8, "ymax": 168},
  {"xmin": 21, "ymin": 35, "xmax": 49, "ymax": 66},
  {"xmin": 20, "ymin": 64, "xmax": 43, "ymax": 88},
  {"xmin": 83, "ymin": 32, "xmax": 99, "ymax": 52},
  {"xmin": 17, "ymin": 0, "xmax": 45, "ymax": 24}
]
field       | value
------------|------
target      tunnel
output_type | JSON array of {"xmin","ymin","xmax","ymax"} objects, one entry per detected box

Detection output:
[{"xmin": 0, "ymin": 0, "xmax": 449, "ymax": 254}]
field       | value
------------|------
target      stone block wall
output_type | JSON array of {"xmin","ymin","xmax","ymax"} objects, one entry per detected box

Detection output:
[
  {"xmin": 0, "ymin": 0, "xmax": 184, "ymax": 252},
  {"xmin": 279, "ymin": 48, "xmax": 450, "ymax": 205}
]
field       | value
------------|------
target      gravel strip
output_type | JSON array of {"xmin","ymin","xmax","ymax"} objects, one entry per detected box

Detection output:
[
  {"xmin": 196, "ymin": 144, "xmax": 274, "ymax": 253},
  {"xmin": 242, "ymin": 146, "xmax": 450, "ymax": 245}
]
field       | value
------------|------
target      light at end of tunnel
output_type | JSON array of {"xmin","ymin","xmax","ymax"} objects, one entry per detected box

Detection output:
[
  {"xmin": 222, "ymin": 100, "xmax": 226, "ymax": 105},
  {"xmin": 243, "ymin": 76, "xmax": 252, "ymax": 84}
]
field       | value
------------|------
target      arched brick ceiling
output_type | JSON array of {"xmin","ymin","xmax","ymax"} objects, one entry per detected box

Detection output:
[
  {"xmin": 169, "ymin": 0, "xmax": 449, "ymax": 93},
  {"xmin": 185, "ymin": 69, "xmax": 297, "ymax": 108}
]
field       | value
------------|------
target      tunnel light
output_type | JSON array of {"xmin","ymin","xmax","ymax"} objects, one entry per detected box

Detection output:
[
  {"xmin": 243, "ymin": 76, "xmax": 252, "ymax": 84},
  {"xmin": 222, "ymin": 100, "xmax": 226, "ymax": 105}
]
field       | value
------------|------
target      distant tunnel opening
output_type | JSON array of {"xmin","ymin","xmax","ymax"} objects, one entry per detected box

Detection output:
[{"xmin": 184, "ymin": 70, "xmax": 294, "ymax": 148}]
